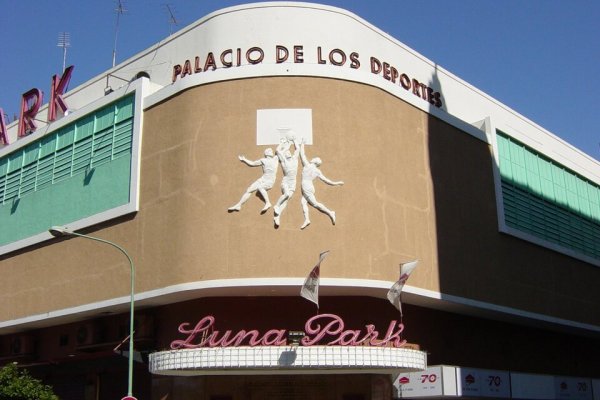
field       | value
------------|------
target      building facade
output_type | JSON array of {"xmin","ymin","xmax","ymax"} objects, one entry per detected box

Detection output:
[{"xmin": 1, "ymin": 3, "xmax": 599, "ymax": 400}]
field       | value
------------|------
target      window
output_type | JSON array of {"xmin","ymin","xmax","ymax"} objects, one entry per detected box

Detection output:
[
  {"xmin": 496, "ymin": 131, "xmax": 600, "ymax": 260},
  {"xmin": 0, "ymin": 94, "xmax": 134, "ymax": 205}
]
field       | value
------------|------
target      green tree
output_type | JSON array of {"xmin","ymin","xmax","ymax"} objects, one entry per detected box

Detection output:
[{"xmin": 0, "ymin": 363, "xmax": 58, "ymax": 400}]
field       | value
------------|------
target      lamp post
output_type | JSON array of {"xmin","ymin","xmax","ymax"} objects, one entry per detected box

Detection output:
[{"xmin": 48, "ymin": 226, "xmax": 136, "ymax": 400}]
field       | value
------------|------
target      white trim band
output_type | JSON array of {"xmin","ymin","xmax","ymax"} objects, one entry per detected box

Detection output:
[{"xmin": 2, "ymin": 278, "xmax": 599, "ymax": 336}]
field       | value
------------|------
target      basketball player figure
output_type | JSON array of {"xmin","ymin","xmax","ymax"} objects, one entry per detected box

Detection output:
[
  {"xmin": 228, "ymin": 148, "xmax": 278, "ymax": 213},
  {"xmin": 273, "ymin": 138, "xmax": 300, "ymax": 227},
  {"xmin": 298, "ymin": 140, "xmax": 344, "ymax": 229}
]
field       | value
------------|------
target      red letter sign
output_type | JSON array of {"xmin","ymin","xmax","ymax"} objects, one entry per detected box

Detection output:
[
  {"xmin": 0, "ymin": 108, "xmax": 8, "ymax": 145},
  {"xmin": 18, "ymin": 88, "xmax": 43, "ymax": 137},
  {"xmin": 48, "ymin": 65, "xmax": 74, "ymax": 122}
]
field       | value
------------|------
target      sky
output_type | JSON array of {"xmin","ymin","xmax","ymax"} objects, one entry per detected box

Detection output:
[{"xmin": 1, "ymin": 0, "xmax": 599, "ymax": 161}]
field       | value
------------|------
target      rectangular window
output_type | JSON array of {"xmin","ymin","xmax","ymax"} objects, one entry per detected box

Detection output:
[
  {"xmin": 496, "ymin": 131, "xmax": 600, "ymax": 261},
  {"xmin": 0, "ymin": 95, "xmax": 134, "ymax": 205},
  {"xmin": 0, "ymin": 93, "xmax": 136, "ymax": 249}
]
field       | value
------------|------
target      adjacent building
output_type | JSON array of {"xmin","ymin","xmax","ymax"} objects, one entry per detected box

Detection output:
[{"xmin": 1, "ymin": 3, "xmax": 599, "ymax": 400}]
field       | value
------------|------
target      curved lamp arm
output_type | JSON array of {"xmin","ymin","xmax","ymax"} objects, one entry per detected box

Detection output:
[{"xmin": 48, "ymin": 226, "xmax": 135, "ymax": 398}]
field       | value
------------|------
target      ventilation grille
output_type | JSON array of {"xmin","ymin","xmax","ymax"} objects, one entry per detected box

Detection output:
[{"xmin": 0, "ymin": 95, "xmax": 134, "ymax": 205}]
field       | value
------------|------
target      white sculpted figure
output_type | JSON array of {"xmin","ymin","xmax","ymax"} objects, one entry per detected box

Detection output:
[
  {"xmin": 228, "ymin": 148, "xmax": 278, "ymax": 213},
  {"xmin": 299, "ymin": 140, "xmax": 344, "ymax": 229},
  {"xmin": 273, "ymin": 138, "xmax": 300, "ymax": 227}
]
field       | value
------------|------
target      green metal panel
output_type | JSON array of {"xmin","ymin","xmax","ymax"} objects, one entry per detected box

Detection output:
[
  {"xmin": 72, "ymin": 136, "xmax": 93, "ymax": 176},
  {"xmin": 564, "ymin": 174, "xmax": 580, "ymax": 215},
  {"xmin": 20, "ymin": 163, "xmax": 37, "ymax": 197},
  {"xmin": 502, "ymin": 182, "xmax": 600, "ymax": 259},
  {"xmin": 36, "ymin": 155, "xmax": 53, "ymax": 190},
  {"xmin": 0, "ymin": 156, "xmax": 131, "ymax": 245},
  {"xmin": 4, "ymin": 170, "xmax": 20, "ymax": 202},
  {"xmin": 115, "ymin": 96, "xmax": 134, "ymax": 122},
  {"xmin": 56, "ymin": 126, "xmax": 75, "ymax": 150},
  {"xmin": 0, "ymin": 94, "xmax": 135, "ymax": 247},
  {"xmin": 497, "ymin": 131, "xmax": 600, "ymax": 260},
  {"xmin": 95, "ymin": 107, "xmax": 115, "ymax": 132},
  {"xmin": 8, "ymin": 151, "xmax": 23, "ymax": 173},
  {"xmin": 540, "ymin": 178, "xmax": 555, "ymax": 202},
  {"xmin": 92, "ymin": 128, "xmax": 114, "ymax": 167},
  {"xmin": 552, "ymin": 166, "xmax": 568, "ymax": 207},
  {"xmin": 589, "ymin": 186, "xmax": 600, "ymax": 220},
  {"xmin": 0, "ymin": 157, "xmax": 7, "ymax": 176},
  {"xmin": 23, "ymin": 144, "xmax": 39, "ymax": 166},
  {"xmin": 53, "ymin": 147, "xmax": 72, "ymax": 183},
  {"xmin": 39, "ymin": 135, "xmax": 57, "ymax": 158},
  {"xmin": 576, "ymin": 180, "xmax": 590, "ymax": 216},
  {"xmin": 76, "ymin": 115, "xmax": 95, "ymax": 140}
]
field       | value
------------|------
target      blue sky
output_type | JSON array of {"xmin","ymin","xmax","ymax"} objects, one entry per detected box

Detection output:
[{"xmin": 1, "ymin": 0, "xmax": 599, "ymax": 161}]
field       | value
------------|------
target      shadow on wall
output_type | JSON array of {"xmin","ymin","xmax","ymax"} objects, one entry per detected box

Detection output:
[
  {"xmin": 424, "ymin": 64, "xmax": 506, "ymax": 363},
  {"xmin": 426, "ymin": 63, "xmax": 512, "ymax": 306},
  {"xmin": 424, "ymin": 63, "xmax": 600, "ymax": 376},
  {"xmin": 426, "ymin": 62, "xmax": 503, "ymax": 305}
]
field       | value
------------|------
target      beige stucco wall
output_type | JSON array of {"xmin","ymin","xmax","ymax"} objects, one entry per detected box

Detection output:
[
  {"xmin": 1, "ymin": 76, "xmax": 599, "ymax": 327},
  {"xmin": 137, "ymin": 77, "xmax": 437, "ymax": 286}
]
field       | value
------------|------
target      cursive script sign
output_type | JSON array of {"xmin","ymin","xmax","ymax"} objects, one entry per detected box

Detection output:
[{"xmin": 171, "ymin": 313, "xmax": 406, "ymax": 349}]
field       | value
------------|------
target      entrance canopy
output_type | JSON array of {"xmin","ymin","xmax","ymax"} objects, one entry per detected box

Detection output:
[{"xmin": 149, "ymin": 346, "xmax": 426, "ymax": 376}]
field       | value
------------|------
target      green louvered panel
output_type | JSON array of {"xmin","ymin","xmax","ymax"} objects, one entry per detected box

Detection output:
[
  {"xmin": 502, "ymin": 182, "xmax": 600, "ymax": 259},
  {"xmin": 92, "ymin": 128, "xmax": 115, "ymax": 167},
  {"xmin": 0, "ymin": 93, "xmax": 136, "ymax": 248},
  {"xmin": 113, "ymin": 120, "xmax": 133, "ymax": 159},
  {"xmin": 19, "ymin": 163, "xmax": 37, "ymax": 197},
  {"xmin": 498, "ymin": 131, "xmax": 600, "ymax": 222},
  {"xmin": 56, "ymin": 126, "xmax": 75, "ymax": 150},
  {"xmin": 36, "ymin": 154, "xmax": 54, "ymax": 190},
  {"xmin": 499, "ymin": 135, "xmax": 599, "ymax": 218},
  {"xmin": 94, "ymin": 107, "xmax": 115, "ymax": 132},
  {"xmin": 115, "ymin": 95, "xmax": 134, "ymax": 122},
  {"xmin": 53, "ymin": 146, "xmax": 72, "ymax": 183},
  {"xmin": 72, "ymin": 136, "xmax": 93, "ymax": 176},
  {"xmin": 4, "ymin": 170, "xmax": 20, "ymax": 203},
  {"xmin": 498, "ymin": 131, "xmax": 600, "ymax": 260},
  {"xmin": 0, "ymin": 159, "xmax": 6, "ymax": 201},
  {"xmin": 0, "ymin": 93, "xmax": 134, "ymax": 205}
]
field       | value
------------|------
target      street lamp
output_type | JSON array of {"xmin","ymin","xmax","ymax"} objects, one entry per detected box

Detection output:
[{"xmin": 48, "ymin": 226, "xmax": 136, "ymax": 400}]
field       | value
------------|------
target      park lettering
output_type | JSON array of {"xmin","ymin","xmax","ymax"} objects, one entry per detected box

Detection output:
[
  {"xmin": 0, "ymin": 66, "xmax": 74, "ymax": 146},
  {"xmin": 170, "ymin": 313, "xmax": 407, "ymax": 349}
]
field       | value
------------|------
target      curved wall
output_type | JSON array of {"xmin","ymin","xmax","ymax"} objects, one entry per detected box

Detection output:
[
  {"xmin": 2, "ymin": 76, "xmax": 599, "ymax": 331},
  {"xmin": 1, "ymin": 3, "xmax": 599, "ymax": 335},
  {"xmin": 138, "ymin": 77, "xmax": 436, "ymax": 286}
]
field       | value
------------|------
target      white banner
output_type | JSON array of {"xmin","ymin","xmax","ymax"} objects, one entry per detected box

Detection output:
[
  {"xmin": 395, "ymin": 366, "xmax": 457, "ymax": 398},
  {"xmin": 457, "ymin": 367, "xmax": 510, "ymax": 398}
]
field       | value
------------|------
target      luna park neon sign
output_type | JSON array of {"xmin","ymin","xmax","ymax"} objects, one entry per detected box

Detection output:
[
  {"xmin": 0, "ymin": 66, "xmax": 74, "ymax": 146},
  {"xmin": 171, "ymin": 313, "xmax": 406, "ymax": 349}
]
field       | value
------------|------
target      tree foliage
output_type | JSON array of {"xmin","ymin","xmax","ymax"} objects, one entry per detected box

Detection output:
[{"xmin": 0, "ymin": 363, "xmax": 58, "ymax": 400}]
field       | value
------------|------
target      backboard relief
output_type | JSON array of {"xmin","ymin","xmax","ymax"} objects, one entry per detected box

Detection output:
[
  {"xmin": 228, "ymin": 109, "xmax": 344, "ymax": 229},
  {"xmin": 256, "ymin": 109, "xmax": 313, "ymax": 145}
]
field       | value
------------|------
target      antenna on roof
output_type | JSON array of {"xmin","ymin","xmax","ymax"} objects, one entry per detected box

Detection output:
[
  {"xmin": 165, "ymin": 4, "xmax": 179, "ymax": 35},
  {"xmin": 112, "ymin": 0, "xmax": 127, "ymax": 68},
  {"xmin": 57, "ymin": 32, "xmax": 71, "ymax": 73}
]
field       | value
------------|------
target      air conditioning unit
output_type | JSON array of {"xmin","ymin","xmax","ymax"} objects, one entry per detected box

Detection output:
[
  {"xmin": 117, "ymin": 314, "xmax": 156, "ymax": 353},
  {"xmin": 9, "ymin": 335, "xmax": 35, "ymax": 356},
  {"xmin": 119, "ymin": 314, "xmax": 155, "ymax": 340},
  {"xmin": 135, "ymin": 314, "xmax": 155, "ymax": 340},
  {"xmin": 76, "ymin": 321, "xmax": 105, "ymax": 346}
]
